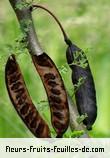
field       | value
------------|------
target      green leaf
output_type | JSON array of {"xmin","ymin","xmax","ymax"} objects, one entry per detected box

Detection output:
[{"xmin": 77, "ymin": 114, "xmax": 88, "ymax": 124}]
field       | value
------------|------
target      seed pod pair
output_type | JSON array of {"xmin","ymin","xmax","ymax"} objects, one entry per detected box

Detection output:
[
  {"xmin": 5, "ymin": 54, "xmax": 69, "ymax": 137},
  {"xmin": 66, "ymin": 40, "xmax": 97, "ymax": 130}
]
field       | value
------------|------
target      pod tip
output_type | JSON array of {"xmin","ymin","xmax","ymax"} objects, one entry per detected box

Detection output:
[{"xmin": 87, "ymin": 125, "xmax": 92, "ymax": 131}]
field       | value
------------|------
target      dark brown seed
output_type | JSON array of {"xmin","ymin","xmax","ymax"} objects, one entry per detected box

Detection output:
[
  {"xmin": 25, "ymin": 111, "xmax": 34, "ymax": 123},
  {"xmin": 51, "ymin": 103, "xmax": 63, "ymax": 110},
  {"xmin": 20, "ymin": 104, "xmax": 29, "ymax": 115},
  {"xmin": 51, "ymin": 88, "xmax": 61, "ymax": 95},
  {"xmin": 16, "ymin": 92, "xmax": 26, "ymax": 100},
  {"xmin": 11, "ymin": 82, "xmax": 21, "ymax": 90},
  {"xmin": 17, "ymin": 98, "xmax": 24, "ymax": 105},
  {"xmin": 25, "ymin": 115, "xmax": 31, "ymax": 123},
  {"xmin": 36, "ymin": 122, "xmax": 44, "ymax": 135},
  {"xmin": 44, "ymin": 73, "xmax": 56, "ymax": 80},
  {"xmin": 48, "ymin": 81, "xmax": 58, "ymax": 87},
  {"xmin": 53, "ymin": 111, "xmax": 63, "ymax": 120},
  {"xmin": 9, "ymin": 74, "xmax": 21, "ymax": 84},
  {"xmin": 49, "ymin": 95, "xmax": 61, "ymax": 104},
  {"xmin": 14, "ymin": 88, "xmax": 25, "ymax": 94},
  {"xmin": 30, "ymin": 119, "xmax": 37, "ymax": 129}
]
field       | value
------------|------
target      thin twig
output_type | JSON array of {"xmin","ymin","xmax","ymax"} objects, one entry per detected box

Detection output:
[{"xmin": 9, "ymin": 0, "xmax": 43, "ymax": 56}]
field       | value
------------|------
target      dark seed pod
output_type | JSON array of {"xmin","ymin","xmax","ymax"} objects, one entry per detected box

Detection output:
[
  {"xmin": 66, "ymin": 41, "xmax": 97, "ymax": 130},
  {"xmin": 31, "ymin": 53, "xmax": 69, "ymax": 137},
  {"xmin": 5, "ymin": 55, "xmax": 51, "ymax": 138}
]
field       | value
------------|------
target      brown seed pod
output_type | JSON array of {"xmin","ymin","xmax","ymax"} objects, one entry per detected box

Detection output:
[
  {"xmin": 31, "ymin": 53, "xmax": 69, "ymax": 137},
  {"xmin": 5, "ymin": 54, "xmax": 51, "ymax": 138},
  {"xmin": 66, "ymin": 41, "xmax": 97, "ymax": 130}
]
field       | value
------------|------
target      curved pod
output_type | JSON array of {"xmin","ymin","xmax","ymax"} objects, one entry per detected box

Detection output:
[
  {"xmin": 32, "ymin": 53, "xmax": 69, "ymax": 137},
  {"xmin": 5, "ymin": 55, "xmax": 51, "ymax": 138},
  {"xmin": 66, "ymin": 42, "xmax": 97, "ymax": 130}
]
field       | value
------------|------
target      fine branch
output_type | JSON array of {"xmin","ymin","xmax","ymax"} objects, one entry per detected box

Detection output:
[{"xmin": 9, "ymin": 0, "xmax": 90, "ymax": 138}]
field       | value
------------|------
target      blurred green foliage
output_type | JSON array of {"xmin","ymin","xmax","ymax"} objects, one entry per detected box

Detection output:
[{"xmin": 0, "ymin": 0, "xmax": 110, "ymax": 137}]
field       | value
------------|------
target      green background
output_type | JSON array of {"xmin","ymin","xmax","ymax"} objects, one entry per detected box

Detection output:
[{"xmin": 0, "ymin": 0, "xmax": 110, "ymax": 137}]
